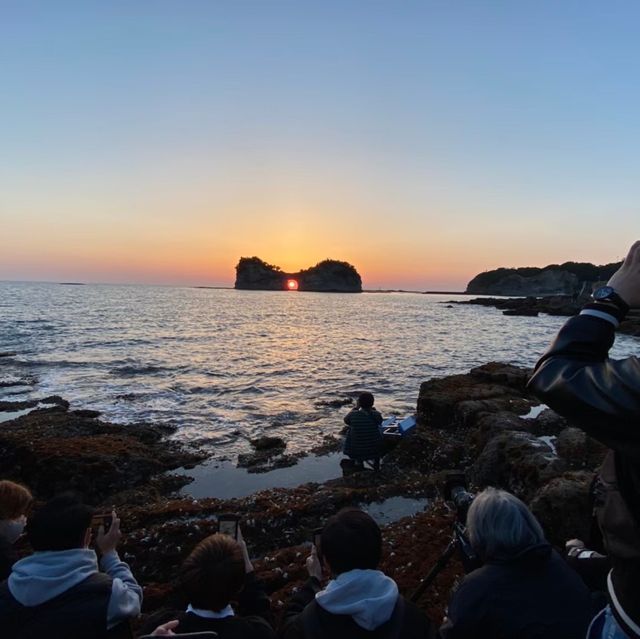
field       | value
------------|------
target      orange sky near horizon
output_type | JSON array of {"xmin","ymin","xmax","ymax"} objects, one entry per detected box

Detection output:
[{"xmin": 2, "ymin": 3, "xmax": 640, "ymax": 290}]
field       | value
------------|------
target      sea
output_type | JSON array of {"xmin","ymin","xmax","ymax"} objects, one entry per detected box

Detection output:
[{"xmin": 2, "ymin": 282, "xmax": 639, "ymax": 498}]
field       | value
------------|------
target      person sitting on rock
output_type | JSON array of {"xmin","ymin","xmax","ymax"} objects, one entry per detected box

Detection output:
[
  {"xmin": 0, "ymin": 492, "xmax": 142, "ymax": 638},
  {"xmin": 142, "ymin": 528, "xmax": 275, "ymax": 639},
  {"xmin": 0, "ymin": 480, "xmax": 33, "ymax": 581},
  {"xmin": 439, "ymin": 487, "xmax": 593, "ymax": 639},
  {"xmin": 280, "ymin": 508, "xmax": 435, "ymax": 639},
  {"xmin": 343, "ymin": 392, "xmax": 383, "ymax": 471}
]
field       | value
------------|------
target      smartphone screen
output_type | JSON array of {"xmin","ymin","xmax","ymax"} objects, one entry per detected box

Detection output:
[
  {"xmin": 91, "ymin": 513, "xmax": 113, "ymax": 533},
  {"xmin": 219, "ymin": 516, "xmax": 239, "ymax": 539}
]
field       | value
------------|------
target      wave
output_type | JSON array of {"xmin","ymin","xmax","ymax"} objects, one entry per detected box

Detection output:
[{"xmin": 110, "ymin": 364, "xmax": 167, "ymax": 377}]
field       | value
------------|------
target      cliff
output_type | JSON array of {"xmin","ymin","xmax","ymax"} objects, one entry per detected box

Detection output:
[
  {"xmin": 235, "ymin": 257, "xmax": 362, "ymax": 292},
  {"xmin": 466, "ymin": 261, "xmax": 621, "ymax": 296}
]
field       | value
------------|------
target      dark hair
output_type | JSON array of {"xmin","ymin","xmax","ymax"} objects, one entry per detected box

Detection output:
[
  {"xmin": 321, "ymin": 508, "xmax": 381, "ymax": 575},
  {"xmin": 358, "ymin": 392, "xmax": 374, "ymax": 410},
  {"xmin": 27, "ymin": 493, "xmax": 94, "ymax": 551},
  {"xmin": 180, "ymin": 534, "xmax": 245, "ymax": 611},
  {"xmin": 0, "ymin": 480, "xmax": 33, "ymax": 520}
]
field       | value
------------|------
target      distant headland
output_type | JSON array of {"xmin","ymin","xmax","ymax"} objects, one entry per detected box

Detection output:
[
  {"xmin": 466, "ymin": 260, "xmax": 621, "ymax": 296},
  {"xmin": 235, "ymin": 257, "xmax": 362, "ymax": 292}
]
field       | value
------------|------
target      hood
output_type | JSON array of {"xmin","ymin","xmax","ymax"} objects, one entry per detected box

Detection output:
[
  {"xmin": 9, "ymin": 548, "xmax": 99, "ymax": 606},
  {"xmin": 315, "ymin": 569, "xmax": 398, "ymax": 631}
]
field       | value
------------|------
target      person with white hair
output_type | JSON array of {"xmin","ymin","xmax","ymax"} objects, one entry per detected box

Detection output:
[{"xmin": 439, "ymin": 487, "xmax": 593, "ymax": 639}]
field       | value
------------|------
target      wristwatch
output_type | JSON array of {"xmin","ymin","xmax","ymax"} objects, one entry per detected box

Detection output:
[{"xmin": 591, "ymin": 286, "xmax": 630, "ymax": 315}]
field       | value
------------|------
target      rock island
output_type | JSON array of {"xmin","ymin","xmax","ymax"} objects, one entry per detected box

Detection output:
[{"xmin": 235, "ymin": 257, "xmax": 362, "ymax": 292}]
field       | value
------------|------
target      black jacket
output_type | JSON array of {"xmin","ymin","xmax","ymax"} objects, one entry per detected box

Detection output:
[
  {"xmin": 528, "ymin": 312, "xmax": 640, "ymax": 637},
  {"xmin": 0, "ymin": 535, "xmax": 17, "ymax": 582},
  {"xmin": 279, "ymin": 578, "xmax": 435, "ymax": 639},
  {"xmin": 0, "ymin": 572, "xmax": 130, "ymax": 639},
  {"xmin": 139, "ymin": 572, "xmax": 274, "ymax": 639},
  {"xmin": 439, "ymin": 546, "xmax": 592, "ymax": 639}
]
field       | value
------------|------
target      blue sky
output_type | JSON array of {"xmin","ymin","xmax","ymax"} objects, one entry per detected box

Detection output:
[{"xmin": 1, "ymin": 1, "xmax": 639, "ymax": 288}]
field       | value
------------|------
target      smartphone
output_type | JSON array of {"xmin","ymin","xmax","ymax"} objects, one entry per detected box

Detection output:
[
  {"xmin": 91, "ymin": 512, "xmax": 113, "ymax": 534},
  {"xmin": 218, "ymin": 514, "xmax": 240, "ymax": 539},
  {"xmin": 312, "ymin": 527, "xmax": 323, "ymax": 563}
]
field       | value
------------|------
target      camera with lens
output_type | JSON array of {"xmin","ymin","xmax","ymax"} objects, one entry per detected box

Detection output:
[
  {"xmin": 410, "ymin": 470, "xmax": 480, "ymax": 603},
  {"xmin": 443, "ymin": 471, "xmax": 475, "ymax": 526},
  {"xmin": 442, "ymin": 471, "xmax": 479, "ymax": 573}
]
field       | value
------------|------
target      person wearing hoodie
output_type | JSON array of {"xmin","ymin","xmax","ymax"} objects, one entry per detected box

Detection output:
[
  {"xmin": 0, "ymin": 492, "xmax": 142, "ymax": 638},
  {"xmin": 280, "ymin": 508, "xmax": 434, "ymax": 639},
  {"xmin": 0, "ymin": 480, "xmax": 33, "ymax": 580},
  {"xmin": 439, "ymin": 488, "xmax": 593, "ymax": 639}
]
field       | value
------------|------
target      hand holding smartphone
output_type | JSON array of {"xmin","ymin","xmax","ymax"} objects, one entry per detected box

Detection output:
[{"xmin": 91, "ymin": 512, "xmax": 113, "ymax": 535}]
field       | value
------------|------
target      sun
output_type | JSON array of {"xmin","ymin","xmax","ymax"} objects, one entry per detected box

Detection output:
[{"xmin": 287, "ymin": 279, "xmax": 299, "ymax": 291}]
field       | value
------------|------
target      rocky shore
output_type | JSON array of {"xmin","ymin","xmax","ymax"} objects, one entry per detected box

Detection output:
[
  {"xmin": 0, "ymin": 361, "xmax": 616, "ymax": 626},
  {"xmin": 449, "ymin": 296, "xmax": 640, "ymax": 336}
]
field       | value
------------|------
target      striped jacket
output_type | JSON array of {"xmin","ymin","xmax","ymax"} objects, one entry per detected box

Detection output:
[{"xmin": 343, "ymin": 408, "xmax": 383, "ymax": 461}]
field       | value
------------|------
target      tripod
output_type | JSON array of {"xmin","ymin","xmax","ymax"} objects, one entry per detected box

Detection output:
[{"xmin": 410, "ymin": 521, "xmax": 477, "ymax": 604}]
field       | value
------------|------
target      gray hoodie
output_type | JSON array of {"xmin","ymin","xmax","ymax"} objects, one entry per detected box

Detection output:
[
  {"xmin": 8, "ymin": 548, "xmax": 142, "ymax": 629},
  {"xmin": 315, "ymin": 569, "xmax": 399, "ymax": 631}
]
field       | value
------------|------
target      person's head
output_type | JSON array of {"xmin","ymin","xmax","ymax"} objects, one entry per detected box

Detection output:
[
  {"xmin": 180, "ymin": 534, "xmax": 245, "ymax": 611},
  {"xmin": 321, "ymin": 508, "xmax": 381, "ymax": 576},
  {"xmin": 467, "ymin": 487, "xmax": 546, "ymax": 562},
  {"xmin": 357, "ymin": 392, "xmax": 374, "ymax": 410},
  {"xmin": 27, "ymin": 493, "xmax": 94, "ymax": 551},
  {"xmin": 0, "ymin": 480, "xmax": 33, "ymax": 521}
]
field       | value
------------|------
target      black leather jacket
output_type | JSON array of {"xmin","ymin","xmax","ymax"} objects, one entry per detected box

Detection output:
[{"xmin": 528, "ymin": 312, "xmax": 640, "ymax": 637}]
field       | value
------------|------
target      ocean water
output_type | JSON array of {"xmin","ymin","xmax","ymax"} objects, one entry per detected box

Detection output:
[{"xmin": 2, "ymin": 282, "xmax": 639, "ymax": 462}]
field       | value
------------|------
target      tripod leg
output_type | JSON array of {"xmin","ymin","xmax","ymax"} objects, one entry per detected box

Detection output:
[{"xmin": 409, "ymin": 536, "xmax": 458, "ymax": 604}]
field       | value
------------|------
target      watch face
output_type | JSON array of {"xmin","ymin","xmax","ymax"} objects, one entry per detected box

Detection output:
[{"xmin": 593, "ymin": 286, "xmax": 615, "ymax": 301}]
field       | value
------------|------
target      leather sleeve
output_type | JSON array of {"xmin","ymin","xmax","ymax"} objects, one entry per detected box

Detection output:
[{"xmin": 527, "ymin": 315, "xmax": 640, "ymax": 458}]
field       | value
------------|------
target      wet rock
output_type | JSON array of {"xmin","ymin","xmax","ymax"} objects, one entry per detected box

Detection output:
[
  {"xmin": 417, "ymin": 363, "xmax": 532, "ymax": 430},
  {"xmin": 470, "ymin": 430, "xmax": 566, "ymax": 500},
  {"xmin": 0, "ymin": 396, "xmax": 71, "ymax": 412},
  {"xmin": 245, "ymin": 454, "xmax": 301, "ymax": 473},
  {"xmin": 469, "ymin": 362, "xmax": 532, "ymax": 389},
  {"xmin": 0, "ymin": 407, "xmax": 204, "ymax": 503},
  {"xmin": 0, "ymin": 378, "xmax": 35, "ymax": 388},
  {"xmin": 530, "ymin": 472, "xmax": 595, "ymax": 547},
  {"xmin": 314, "ymin": 397, "xmax": 353, "ymax": 409},
  {"xmin": 556, "ymin": 427, "xmax": 607, "ymax": 470},
  {"xmin": 309, "ymin": 435, "xmax": 343, "ymax": 455},
  {"xmin": 250, "ymin": 436, "xmax": 286, "ymax": 451},
  {"xmin": 466, "ymin": 411, "xmax": 532, "ymax": 454},
  {"xmin": 619, "ymin": 311, "xmax": 640, "ymax": 337},
  {"xmin": 238, "ymin": 437, "xmax": 294, "ymax": 471},
  {"xmin": 71, "ymin": 409, "xmax": 101, "ymax": 418},
  {"xmin": 452, "ymin": 295, "xmax": 581, "ymax": 317},
  {"xmin": 529, "ymin": 408, "xmax": 569, "ymax": 436}
]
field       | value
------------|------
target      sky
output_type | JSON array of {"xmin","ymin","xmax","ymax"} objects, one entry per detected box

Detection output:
[{"xmin": 1, "ymin": 1, "xmax": 639, "ymax": 290}]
